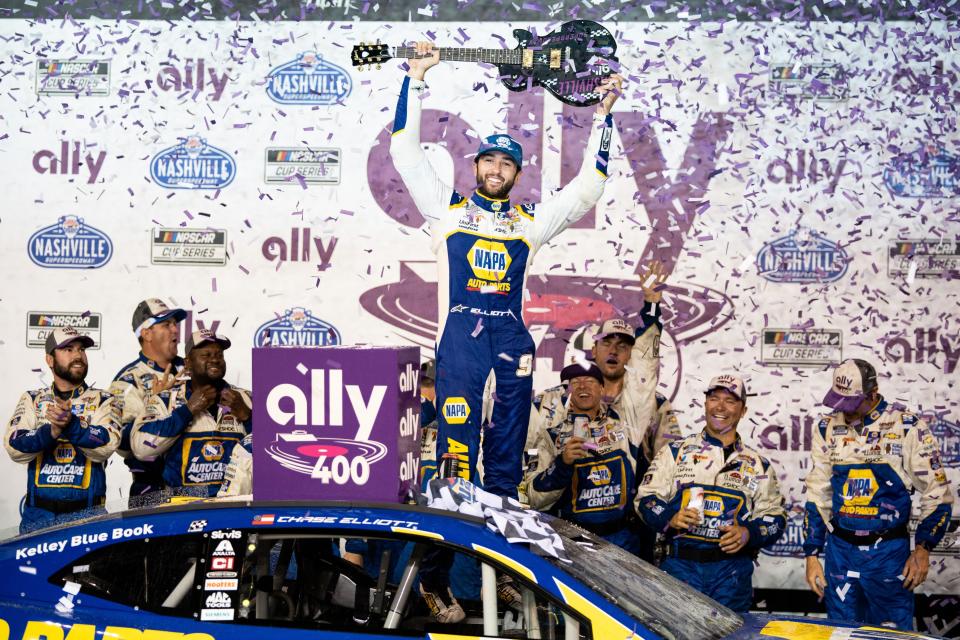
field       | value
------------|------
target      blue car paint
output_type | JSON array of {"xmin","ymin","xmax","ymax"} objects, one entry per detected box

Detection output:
[{"xmin": 0, "ymin": 501, "xmax": 943, "ymax": 640}]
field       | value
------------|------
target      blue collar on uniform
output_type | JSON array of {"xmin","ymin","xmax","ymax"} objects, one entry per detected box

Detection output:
[
  {"xmin": 470, "ymin": 190, "xmax": 511, "ymax": 213},
  {"xmin": 700, "ymin": 429, "xmax": 742, "ymax": 451},
  {"xmin": 52, "ymin": 382, "xmax": 87, "ymax": 401},
  {"xmin": 138, "ymin": 352, "xmax": 184, "ymax": 373},
  {"xmin": 862, "ymin": 397, "xmax": 887, "ymax": 427}
]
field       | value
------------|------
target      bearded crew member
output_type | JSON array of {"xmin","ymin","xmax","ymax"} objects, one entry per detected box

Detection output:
[
  {"xmin": 803, "ymin": 359, "xmax": 954, "ymax": 631},
  {"xmin": 131, "ymin": 330, "xmax": 251, "ymax": 496},
  {"xmin": 5, "ymin": 327, "xmax": 120, "ymax": 533},
  {"xmin": 525, "ymin": 363, "xmax": 647, "ymax": 553},
  {"xmin": 391, "ymin": 41, "xmax": 622, "ymax": 497},
  {"xmin": 636, "ymin": 375, "xmax": 786, "ymax": 612},
  {"xmin": 110, "ymin": 298, "xmax": 187, "ymax": 506},
  {"xmin": 391, "ymin": 42, "xmax": 621, "ymax": 623}
]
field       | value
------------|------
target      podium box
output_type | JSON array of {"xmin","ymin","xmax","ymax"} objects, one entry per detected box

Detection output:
[{"xmin": 253, "ymin": 345, "xmax": 421, "ymax": 502}]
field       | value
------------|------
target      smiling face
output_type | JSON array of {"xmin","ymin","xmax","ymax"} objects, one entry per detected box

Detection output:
[
  {"xmin": 591, "ymin": 335, "xmax": 632, "ymax": 381},
  {"xmin": 141, "ymin": 318, "xmax": 180, "ymax": 364},
  {"xmin": 186, "ymin": 343, "xmax": 226, "ymax": 384},
  {"xmin": 704, "ymin": 388, "xmax": 746, "ymax": 436},
  {"xmin": 474, "ymin": 151, "xmax": 519, "ymax": 200},
  {"xmin": 568, "ymin": 376, "xmax": 603, "ymax": 414}
]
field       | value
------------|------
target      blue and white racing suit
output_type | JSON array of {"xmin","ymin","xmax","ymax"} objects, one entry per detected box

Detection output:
[
  {"xmin": 5, "ymin": 384, "xmax": 120, "ymax": 532},
  {"xmin": 525, "ymin": 406, "xmax": 646, "ymax": 554},
  {"xmin": 131, "ymin": 381, "xmax": 251, "ymax": 497},
  {"xmin": 636, "ymin": 431, "xmax": 786, "ymax": 611},
  {"xmin": 390, "ymin": 76, "xmax": 613, "ymax": 498},
  {"xmin": 110, "ymin": 354, "xmax": 185, "ymax": 504},
  {"xmin": 803, "ymin": 398, "xmax": 954, "ymax": 630}
]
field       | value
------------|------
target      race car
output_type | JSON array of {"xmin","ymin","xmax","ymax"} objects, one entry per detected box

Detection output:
[{"xmin": 0, "ymin": 492, "xmax": 947, "ymax": 640}]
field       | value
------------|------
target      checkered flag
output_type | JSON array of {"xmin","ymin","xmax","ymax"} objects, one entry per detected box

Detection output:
[{"xmin": 422, "ymin": 478, "xmax": 570, "ymax": 563}]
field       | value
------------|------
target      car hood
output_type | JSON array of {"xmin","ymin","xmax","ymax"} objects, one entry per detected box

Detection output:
[{"xmin": 730, "ymin": 613, "xmax": 945, "ymax": 639}]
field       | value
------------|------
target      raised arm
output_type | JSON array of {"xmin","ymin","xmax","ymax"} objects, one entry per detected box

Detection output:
[
  {"xmin": 389, "ymin": 42, "xmax": 453, "ymax": 229},
  {"xmin": 529, "ymin": 75, "xmax": 622, "ymax": 248}
]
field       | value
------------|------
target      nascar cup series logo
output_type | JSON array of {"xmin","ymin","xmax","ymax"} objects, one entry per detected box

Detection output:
[
  {"xmin": 36, "ymin": 59, "xmax": 110, "ymax": 96},
  {"xmin": 265, "ymin": 52, "xmax": 352, "ymax": 105},
  {"xmin": 264, "ymin": 366, "xmax": 388, "ymax": 485},
  {"xmin": 254, "ymin": 307, "xmax": 341, "ymax": 347},
  {"xmin": 28, "ymin": 215, "xmax": 113, "ymax": 269},
  {"xmin": 149, "ymin": 135, "xmax": 236, "ymax": 190},
  {"xmin": 756, "ymin": 228, "xmax": 849, "ymax": 284}
]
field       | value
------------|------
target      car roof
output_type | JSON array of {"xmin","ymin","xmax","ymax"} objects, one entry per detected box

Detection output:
[{"xmin": 2, "ymin": 496, "xmax": 486, "ymax": 543}]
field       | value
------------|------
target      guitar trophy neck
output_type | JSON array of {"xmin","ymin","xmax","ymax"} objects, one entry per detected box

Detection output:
[{"xmin": 393, "ymin": 46, "xmax": 524, "ymax": 66}]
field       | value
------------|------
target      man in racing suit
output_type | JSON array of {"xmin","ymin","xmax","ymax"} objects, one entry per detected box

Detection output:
[
  {"xmin": 527, "ymin": 262, "xmax": 679, "ymax": 559},
  {"xmin": 132, "ymin": 330, "xmax": 251, "ymax": 497},
  {"xmin": 110, "ymin": 298, "xmax": 187, "ymax": 506},
  {"xmin": 636, "ymin": 374, "xmax": 785, "ymax": 611},
  {"xmin": 5, "ymin": 327, "xmax": 121, "ymax": 532},
  {"xmin": 525, "ymin": 363, "xmax": 646, "ymax": 554},
  {"xmin": 803, "ymin": 359, "xmax": 954, "ymax": 631},
  {"xmin": 529, "ymin": 262, "xmax": 678, "ymax": 465},
  {"xmin": 391, "ymin": 42, "xmax": 622, "ymax": 499}
]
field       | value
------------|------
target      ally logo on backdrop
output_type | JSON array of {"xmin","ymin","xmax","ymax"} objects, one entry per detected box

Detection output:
[
  {"xmin": 28, "ymin": 215, "xmax": 112, "ymax": 269},
  {"xmin": 265, "ymin": 52, "xmax": 352, "ymax": 105},
  {"xmin": 150, "ymin": 135, "xmax": 236, "ymax": 190},
  {"xmin": 254, "ymin": 307, "xmax": 341, "ymax": 347}
]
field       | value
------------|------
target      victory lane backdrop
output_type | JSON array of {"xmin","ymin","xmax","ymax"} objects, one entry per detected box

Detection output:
[{"xmin": 0, "ymin": 8, "xmax": 957, "ymax": 631}]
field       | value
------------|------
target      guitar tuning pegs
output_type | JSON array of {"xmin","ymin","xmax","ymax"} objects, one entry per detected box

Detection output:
[{"xmin": 376, "ymin": 64, "xmax": 381, "ymax": 70}]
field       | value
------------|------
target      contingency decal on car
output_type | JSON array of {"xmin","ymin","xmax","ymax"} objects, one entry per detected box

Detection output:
[
  {"xmin": 759, "ymin": 620, "xmax": 939, "ymax": 639},
  {"xmin": 200, "ymin": 529, "xmax": 245, "ymax": 622},
  {"xmin": 553, "ymin": 577, "xmax": 649, "ymax": 640}
]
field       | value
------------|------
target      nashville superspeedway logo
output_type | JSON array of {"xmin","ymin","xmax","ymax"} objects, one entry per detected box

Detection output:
[
  {"xmin": 840, "ymin": 468, "xmax": 879, "ymax": 517},
  {"xmin": 467, "ymin": 239, "xmax": 511, "ymax": 293}
]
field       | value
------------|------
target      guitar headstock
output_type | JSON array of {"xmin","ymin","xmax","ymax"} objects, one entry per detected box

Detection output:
[{"xmin": 351, "ymin": 43, "xmax": 391, "ymax": 69}]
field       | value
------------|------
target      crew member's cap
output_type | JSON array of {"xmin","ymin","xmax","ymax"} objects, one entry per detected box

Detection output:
[
  {"xmin": 560, "ymin": 363, "xmax": 604, "ymax": 386},
  {"xmin": 45, "ymin": 326, "xmax": 95, "ymax": 355},
  {"xmin": 421, "ymin": 359, "xmax": 437, "ymax": 383},
  {"xmin": 132, "ymin": 298, "xmax": 187, "ymax": 337},
  {"xmin": 705, "ymin": 374, "xmax": 747, "ymax": 401},
  {"xmin": 185, "ymin": 329, "xmax": 231, "ymax": 354},
  {"xmin": 823, "ymin": 358, "xmax": 878, "ymax": 413},
  {"xmin": 475, "ymin": 134, "xmax": 523, "ymax": 169},
  {"xmin": 594, "ymin": 318, "xmax": 636, "ymax": 345}
]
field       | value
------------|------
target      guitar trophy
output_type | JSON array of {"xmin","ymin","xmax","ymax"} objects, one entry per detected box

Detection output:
[{"xmin": 351, "ymin": 20, "xmax": 618, "ymax": 107}]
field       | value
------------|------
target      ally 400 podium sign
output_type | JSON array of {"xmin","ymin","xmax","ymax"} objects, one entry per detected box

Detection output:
[{"xmin": 253, "ymin": 346, "xmax": 421, "ymax": 502}]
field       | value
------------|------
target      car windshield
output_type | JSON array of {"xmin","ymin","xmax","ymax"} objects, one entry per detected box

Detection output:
[{"xmin": 545, "ymin": 517, "xmax": 743, "ymax": 640}]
